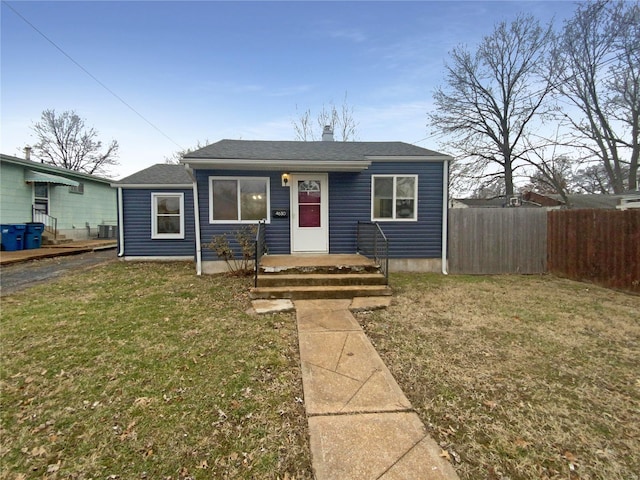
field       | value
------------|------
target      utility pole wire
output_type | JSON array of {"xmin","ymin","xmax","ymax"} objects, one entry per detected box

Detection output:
[{"xmin": 3, "ymin": 1, "xmax": 184, "ymax": 150}]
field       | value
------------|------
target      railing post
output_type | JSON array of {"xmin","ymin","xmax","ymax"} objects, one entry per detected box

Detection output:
[
  {"xmin": 373, "ymin": 224, "xmax": 378, "ymax": 263},
  {"xmin": 254, "ymin": 220, "xmax": 266, "ymax": 288}
]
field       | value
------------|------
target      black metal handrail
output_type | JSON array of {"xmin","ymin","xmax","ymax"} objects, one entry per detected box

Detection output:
[
  {"xmin": 356, "ymin": 221, "xmax": 389, "ymax": 282},
  {"xmin": 254, "ymin": 220, "xmax": 267, "ymax": 288},
  {"xmin": 32, "ymin": 207, "xmax": 57, "ymax": 239}
]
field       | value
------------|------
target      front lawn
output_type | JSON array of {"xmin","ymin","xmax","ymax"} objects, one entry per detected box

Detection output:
[
  {"xmin": 357, "ymin": 274, "xmax": 640, "ymax": 480},
  {"xmin": 3, "ymin": 262, "xmax": 638, "ymax": 480},
  {"xmin": 0, "ymin": 261, "xmax": 312, "ymax": 479}
]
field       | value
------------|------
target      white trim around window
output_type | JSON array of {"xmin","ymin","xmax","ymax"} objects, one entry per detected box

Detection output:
[
  {"xmin": 371, "ymin": 174, "xmax": 418, "ymax": 221},
  {"xmin": 151, "ymin": 192, "xmax": 185, "ymax": 239},
  {"xmin": 209, "ymin": 176, "xmax": 271, "ymax": 224}
]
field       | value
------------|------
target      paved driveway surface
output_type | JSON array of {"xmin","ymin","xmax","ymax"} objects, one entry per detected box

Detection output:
[{"xmin": 0, "ymin": 249, "xmax": 117, "ymax": 296}]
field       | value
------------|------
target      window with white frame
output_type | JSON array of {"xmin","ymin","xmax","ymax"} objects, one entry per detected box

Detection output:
[
  {"xmin": 152, "ymin": 192, "xmax": 184, "ymax": 239},
  {"xmin": 209, "ymin": 177, "xmax": 270, "ymax": 223},
  {"xmin": 372, "ymin": 175, "xmax": 418, "ymax": 221}
]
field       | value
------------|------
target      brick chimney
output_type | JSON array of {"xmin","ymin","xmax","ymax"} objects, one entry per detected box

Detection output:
[
  {"xmin": 24, "ymin": 146, "xmax": 32, "ymax": 161},
  {"xmin": 322, "ymin": 125, "xmax": 334, "ymax": 141}
]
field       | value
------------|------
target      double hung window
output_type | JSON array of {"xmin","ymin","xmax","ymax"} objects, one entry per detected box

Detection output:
[
  {"xmin": 372, "ymin": 175, "xmax": 418, "ymax": 221},
  {"xmin": 152, "ymin": 192, "xmax": 184, "ymax": 239},
  {"xmin": 33, "ymin": 183, "xmax": 49, "ymax": 214},
  {"xmin": 209, "ymin": 177, "xmax": 269, "ymax": 223}
]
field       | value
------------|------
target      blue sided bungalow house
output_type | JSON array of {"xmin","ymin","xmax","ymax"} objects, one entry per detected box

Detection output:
[{"xmin": 113, "ymin": 130, "xmax": 452, "ymax": 275}]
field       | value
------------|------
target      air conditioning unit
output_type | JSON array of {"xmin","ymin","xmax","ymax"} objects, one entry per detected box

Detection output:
[{"xmin": 508, "ymin": 196, "xmax": 522, "ymax": 207}]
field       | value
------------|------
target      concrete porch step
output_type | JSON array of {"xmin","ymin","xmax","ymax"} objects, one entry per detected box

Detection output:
[
  {"xmin": 42, "ymin": 232, "xmax": 74, "ymax": 246},
  {"xmin": 257, "ymin": 273, "xmax": 387, "ymax": 288},
  {"xmin": 250, "ymin": 285, "xmax": 393, "ymax": 300}
]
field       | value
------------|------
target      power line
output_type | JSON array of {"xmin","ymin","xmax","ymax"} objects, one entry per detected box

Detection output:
[{"xmin": 3, "ymin": 1, "xmax": 184, "ymax": 151}]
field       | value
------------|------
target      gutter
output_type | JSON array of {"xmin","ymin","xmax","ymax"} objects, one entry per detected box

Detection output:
[
  {"xmin": 184, "ymin": 163, "xmax": 202, "ymax": 275},
  {"xmin": 117, "ymin": 187, "xmax": 125, "ymax": 257},
  {"xmin": 441, "ymin": 159, "xmax": 449, "ymax": 275}
]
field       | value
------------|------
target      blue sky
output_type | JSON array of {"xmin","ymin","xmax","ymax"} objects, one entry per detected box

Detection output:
[{"xmin": 1, "ymin": 1, "xmax": 579, "ymax": 179}]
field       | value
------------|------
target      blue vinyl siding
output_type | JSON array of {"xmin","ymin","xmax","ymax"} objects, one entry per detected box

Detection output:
[
  {"xmin": 195, "ymin": 170, "xmax": 290, "ymax": 261},
  {"xmin": 329, "ymin": 162, "xmax": 443, "ymax": 258},
  {"xmin": 121, "ymin": 188, "xmax": 196, "ymax": 257},
  {"xmin": 195, "ymin": 162, "xmax": 443, "ymax": 260}
]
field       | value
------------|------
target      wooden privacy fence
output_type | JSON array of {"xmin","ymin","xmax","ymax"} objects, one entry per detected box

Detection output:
[
  {"xmin": 548, "ymin": 210, "xmax": 640, "ymax": 293},
  {"xmin": 448, "ymin": 208, "xmax": 547, "ymax": 274}
]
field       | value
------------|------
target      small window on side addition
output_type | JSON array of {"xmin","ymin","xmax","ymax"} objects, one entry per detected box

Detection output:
[{"xmin": 152, "ymin": 192, "xmax": 184, "ymax": 239}]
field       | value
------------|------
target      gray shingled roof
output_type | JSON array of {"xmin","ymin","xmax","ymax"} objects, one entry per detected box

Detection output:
[
  {"xmin": 183, "ymin": 139, "xmax": 449, "ymax": 161},
  {"xmin": 113, "ymin": 164, "xmax": 192, "ymax": 185},
  {"xmin": 552, "ymin": 194, "xmax": 621, "ymax": 209}
]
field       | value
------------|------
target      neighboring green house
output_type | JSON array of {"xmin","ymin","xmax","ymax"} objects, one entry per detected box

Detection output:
[{"xmin": 0, "ymin": 152, "xmax": 117, "ymax": 242}]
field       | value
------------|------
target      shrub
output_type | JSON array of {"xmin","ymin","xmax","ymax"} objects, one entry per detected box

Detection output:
[{"xmin": 207, "ymin": 225, "xmax": 257, "ymax": 275}]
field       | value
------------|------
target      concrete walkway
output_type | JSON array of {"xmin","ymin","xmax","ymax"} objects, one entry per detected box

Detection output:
[{"xmin": 294, "ymin": 299, "xmax": 459, "ymax": 480}]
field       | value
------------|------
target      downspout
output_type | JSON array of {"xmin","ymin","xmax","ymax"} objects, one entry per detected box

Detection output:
[
  {"xmin": 441, "ymin": 159, "xmax": 449, "ymax": 275},
  {"xmin": 117, "ymin": 187, "xmax": 125, "ymax": 257},
  {"xmin": 185, "ymin": 164, "xmax": 202, "ymax": 275}
]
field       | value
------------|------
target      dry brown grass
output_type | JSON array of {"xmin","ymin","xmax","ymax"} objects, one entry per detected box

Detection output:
[
  {"xmin": 1, "ymin": 261, "xmax": 312, "ymax": 479},
  {"xmin": 357, "ymin": 274, "xmax": 640, "ymax": 480}
]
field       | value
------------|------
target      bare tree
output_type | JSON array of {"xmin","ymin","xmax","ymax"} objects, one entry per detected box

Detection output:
[
  {"xmin": 165, "ymin": 139, "xmax": 210, "ymax": 164},
  {"xmin": 293, "ymin": 92, "xmax": 358, "ymax": 141},
  {"xmin": 472, "ymin": 175, "xmax": 506, "ymax": 199},
  {"xmin": 521, "ymin": 127, "xmax": 578, "ymax": 203},
  {"xmin": 31, "ymin": 109, "xmax": 119, "ymax": 175},
  {"xmin": 573, "ymin": 162, "xmax": 630, "ymax": 194},
  {"xmin": 525, "ymin": 154, "xmax": 575, "ymax": 202},
  {"xmin": 429, "ymin": 14, "xmax": 554, "ymax": 196},
  {"xmin": 553, "ymin": 0, "xmax": 639, "ymax": 193}
]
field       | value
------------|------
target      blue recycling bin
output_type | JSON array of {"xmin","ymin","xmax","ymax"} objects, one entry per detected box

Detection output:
[
  {"xmin": 0, "ymin": 224, "xmax": 26, "ymax": 251},
  {"xmin": 24, "ymin": 222, "xmax": 45, "ymax": 249}
]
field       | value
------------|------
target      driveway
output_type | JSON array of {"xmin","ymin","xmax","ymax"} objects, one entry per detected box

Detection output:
[{"xmin": 0, "ymin": 249, "xmax": 117, "ymax": 296}]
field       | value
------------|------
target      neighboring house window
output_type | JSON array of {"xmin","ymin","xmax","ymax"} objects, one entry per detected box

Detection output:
[
  {"xmin": 209, "ymin": 177, "xmax": 270, "ymax": 223},
  {"xmin": 69, "ymin": 182, "xmax": 84, "ymax": 194},
  {"xmin": 152, "ymin": 193, "xmax": 184, "ymax": 239},
  {"xmin": 33, "ymin": 183, "xmax": 49, "ymax": 215},
  {"xmin": 371, "ymin": 175, "xmax": 418, "ymax": 221}
]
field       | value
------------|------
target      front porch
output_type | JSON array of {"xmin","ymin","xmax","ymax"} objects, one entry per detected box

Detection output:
[{"xmin": 250, "ymin": 254, "xmax": 392, "ymax": 300}]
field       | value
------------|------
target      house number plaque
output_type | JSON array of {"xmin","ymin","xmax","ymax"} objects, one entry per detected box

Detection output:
[{"xmin": 272, "ymin": 209, "xmax": 289, "ymax": 219}]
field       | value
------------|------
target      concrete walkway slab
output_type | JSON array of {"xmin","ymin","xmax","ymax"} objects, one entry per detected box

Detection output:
[
  {"xmin": 297, "ymin": 308, "xmax": 361, "ymax": 332},
  {"xmin": 298, "ymin": 331, "xmax": 411, "ymax": 415},
  {"xmin": 309, "ymin": 412, "xmax": 458, "ymax": 480},
  {"xmin": 293, "ymin": 299, "xmax": 460, "ymax": 480},
  {"xmin": 251, "ymin": 299, "xmax": 295, "ymax": 314}
]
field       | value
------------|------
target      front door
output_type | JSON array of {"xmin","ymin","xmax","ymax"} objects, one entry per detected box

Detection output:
[{"xmin": 291, "ymin": 174, "xmax": 329, "ymax": 253}]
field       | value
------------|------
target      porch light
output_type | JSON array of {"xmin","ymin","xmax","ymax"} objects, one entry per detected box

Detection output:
[{"xmin": 281, "ymin": 173, "xmax": 290, "ymax": 187}]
